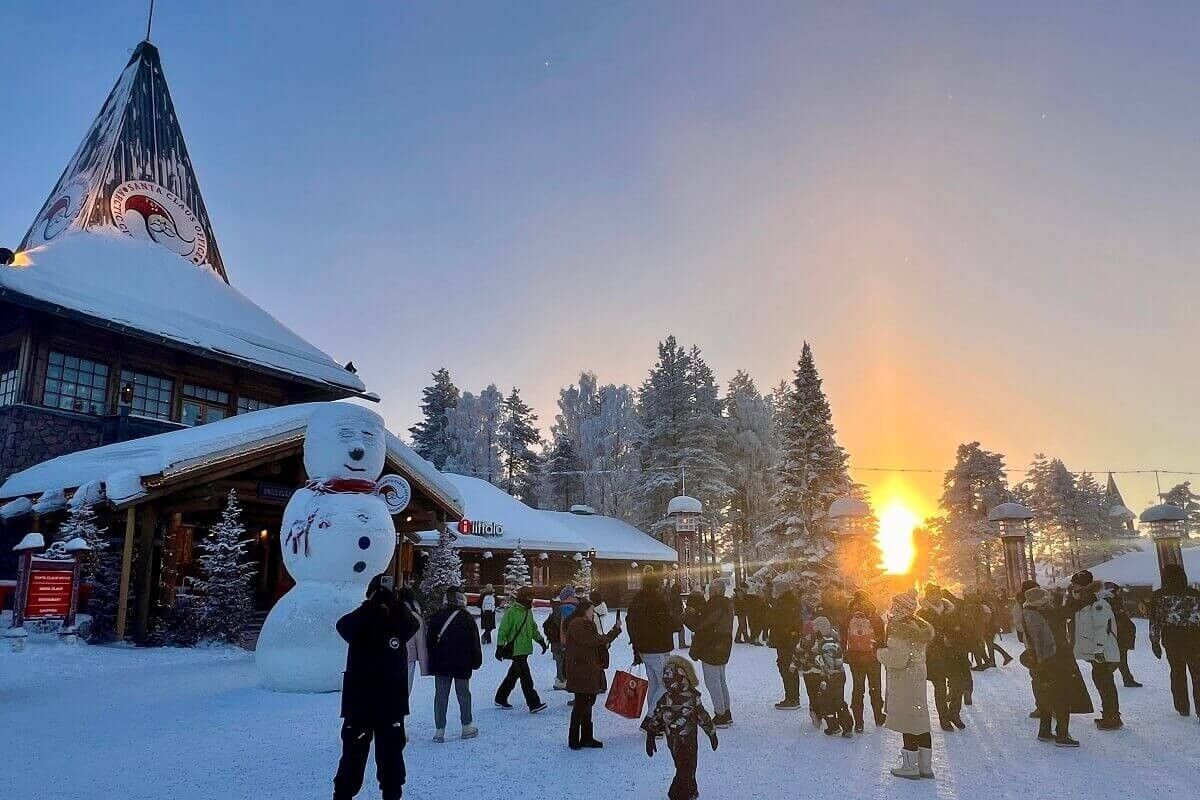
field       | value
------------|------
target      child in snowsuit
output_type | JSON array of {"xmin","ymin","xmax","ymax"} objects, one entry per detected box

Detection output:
[
  {"xmin": 642, "ymin": 655, "xmax": 719, "ymax": 800},
  {"xmin": 795, "ymin": 616, "xmax": 853, "ymax": 737}
]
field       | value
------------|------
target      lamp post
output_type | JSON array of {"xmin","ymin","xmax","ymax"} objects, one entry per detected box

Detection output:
[
  {"xmin": 827, "ymin": 496, "xmax": 871, "ymax": 591},
  {"xmin": 667, "ymin": 495, "xmax": 702, "ymax": 592},
  {"xmin": 1139, "ymin": 504, "xmax": 1188, "ymax": 583},
  {"xmin": 987, "ymin": 502, "xmax": 1035, "ymax": 595}
]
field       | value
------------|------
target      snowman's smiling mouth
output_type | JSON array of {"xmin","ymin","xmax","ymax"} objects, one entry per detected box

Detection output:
[{"xmin": 343, "ymin": 464, "xmax": 366, "ymax": 472}]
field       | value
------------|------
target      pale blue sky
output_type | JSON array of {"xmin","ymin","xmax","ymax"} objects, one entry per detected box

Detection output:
[{"xmin": 3, "ymin": 2, "xmax": 1198, "ymax": 511}]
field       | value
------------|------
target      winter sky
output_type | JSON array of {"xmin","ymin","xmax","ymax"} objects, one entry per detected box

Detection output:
[{"xmin": 2, "ymin": 2, "xmax": 1198, "ymax": 516}]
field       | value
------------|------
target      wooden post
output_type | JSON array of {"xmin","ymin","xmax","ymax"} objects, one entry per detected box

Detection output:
[
  {"xmin": 134, "ymin": 507, "xmax": 158, "ymax": 642},
  {"xmin": 115, "ymin": 507, "xmax": 136, "ymax": 640}
]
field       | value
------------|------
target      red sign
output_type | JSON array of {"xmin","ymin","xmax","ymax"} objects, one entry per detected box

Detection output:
[
  {"xmin": 458, "ymin": 518, "xmax": 473, "ymax": 534},
  {"xmin": 25, "ymin": 568, "xmax": 75, "ymax": 619}
]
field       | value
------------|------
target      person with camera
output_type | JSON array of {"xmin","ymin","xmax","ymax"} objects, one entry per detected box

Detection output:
[{"xmin": 332, "ymin": 575, "xmax": 420, "ymax": 800}]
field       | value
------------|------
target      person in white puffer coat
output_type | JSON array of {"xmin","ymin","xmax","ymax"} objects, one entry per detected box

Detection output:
[{"xmin": 1069, "ymin": 571, "xmax": 1123, "ymax": 729}]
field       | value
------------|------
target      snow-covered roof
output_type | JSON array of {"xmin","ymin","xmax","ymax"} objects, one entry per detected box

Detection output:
[
  {"xmin": 1051, "ymin": 540, "xmax": 1200, "ymax": 587},
  {"xmin": 0, "ymin": 402, "xmax": 461, "ymax": 516},
  {"xmin": 827, "ymin": 496, "xmax": 871, "ymax": 519},
  {"xmin": 667, "ymin": 495, "xmax": 702, "ymax": 515},
  {"xmin": 987, "ymin": 502, "xmax": 1035, "ymax": 521},
  {"xmin": 1, "ymin": 233, "xmax": 366, "ymax": 395},
  {"xmin": 416, "ymin": 474, "xmax": 587, "ymax": 553},
  {"xmin": 1108, "ymin": 504, "xmax": 1136, "ymax": 520},
  {"xmin": 1139, "ymin": 504, "xmax": 1188, "ymax": 524},
  {"xmin": 545, "ymin": 508, "xmax": 678, "ymax": 562}
]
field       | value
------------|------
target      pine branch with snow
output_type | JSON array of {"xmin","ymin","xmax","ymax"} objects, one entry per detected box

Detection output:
[
  {"xmin": 503, "ymin": 540, "xmax": 532, "ymax": 602},
  {"xmin": 571, "ymin": 553, "xmax": 593, "ymax": 593},
  {"xmin": 192, "ymin": 489, "xmax": 256, "ymax": 645},
  {"xmin": 420, "ymin": 528, "xmax": 463, "ymax": 610}
]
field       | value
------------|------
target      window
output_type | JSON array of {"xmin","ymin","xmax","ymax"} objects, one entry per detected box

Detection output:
[
  {"xmin": 533, "ymin": 563, "xmax": 550, "ymax": 587},
  {"xmin": 119, "ymin": 369, "xmax": 174, "ymax": 420},
  {"xmin": 627, "ymin": 567, "xmax": 643, "ymax": 591},
  {"xmin": 237, "ymin": 396, "xmax": 276, "ymax": 415},
  {"xmin": 181, "ymin": 383, "xmax": 229, "ymax": 426},
  {"xmin": 0, "ymin": 350, "xmax": 18, "ymax": 407},
  {"xmin": 43, "ymin": 351, "xmax": 109, "ymax": 415}
]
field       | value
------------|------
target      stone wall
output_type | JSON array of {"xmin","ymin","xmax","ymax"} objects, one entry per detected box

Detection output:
[{"xmin": 0, "ymin": 404, "xmax": 105, "ymax": 486}]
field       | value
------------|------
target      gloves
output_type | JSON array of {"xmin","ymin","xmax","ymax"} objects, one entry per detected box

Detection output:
[
  {"xmin": 645, "ymin": 736, "xmax": 656, "ymax": 758},
  {"xmin": 1152, "ymin": 641, "xmax": 1163, "ymax": 660},
  {"xmin": 539, "ymin": 641, "xmax": 549, "ymax": 655},
  {"xmin": 708, "ymin": 732, "xmax": 719, "ymax": 751},
  {"xmin": 632, "ymin": 652, "xmax": 643, "ymax": 667}
]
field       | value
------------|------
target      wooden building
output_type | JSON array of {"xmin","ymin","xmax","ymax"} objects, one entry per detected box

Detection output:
[
  {"xmin": 0, "ymin": 40, "xmax": 368, "ymax": 495},
  {"xmin": 0, "ymin": 405, "xmax": 463, "ymax": 641}
]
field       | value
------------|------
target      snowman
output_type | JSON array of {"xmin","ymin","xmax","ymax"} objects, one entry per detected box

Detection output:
[{"xmin": 256, "ymin": 404, "xmax": 398, "ymax": 692}]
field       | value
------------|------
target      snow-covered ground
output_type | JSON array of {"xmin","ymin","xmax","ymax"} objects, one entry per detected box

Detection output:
[{"xmin": 3, "ymin": 616, "xmax": 1197, "ymax": 800}]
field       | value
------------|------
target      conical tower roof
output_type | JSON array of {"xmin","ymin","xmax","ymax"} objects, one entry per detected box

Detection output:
[
  {"xmin": 18, "ymin": 41, "xmax": 228, "ymax": 282},
  {"xmin": 1105, "ymin": 473, "xmax": 1127, "ymax": 508}
]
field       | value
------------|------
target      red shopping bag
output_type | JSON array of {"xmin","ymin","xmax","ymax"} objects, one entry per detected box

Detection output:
[{"xmin": 605, "ymin": 665, "xmax": 649, "ymax": 720}]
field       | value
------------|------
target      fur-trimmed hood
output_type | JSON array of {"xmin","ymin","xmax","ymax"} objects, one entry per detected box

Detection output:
[{"xmin": 888, "ymin": 615, "xmax": 935, "ymax": 645}]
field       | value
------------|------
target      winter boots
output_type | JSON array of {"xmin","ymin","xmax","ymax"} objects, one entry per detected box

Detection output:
[
  {"xmin": 918, "ymin": 747, "xmax": 935, "ymax": 779},
  {"xmin": 890, "ymin": 749, "xmax": 921, "ymax": 780},
  {"xmin": 713, "ymin": 711, "xmax": 733, "ymax": 728},
  {"xmin": 461, "ymin": 724, "xmax": 479, "ymax": 740},
  {"xmin": 433, "ymin": 729, "xmax": 446, "ymax": 743},
  {"xmin": 1095, "ymin": 714, "xmax": 1123, "ymax": 731},
  {"xmin": 775, "ymin": 699, "xmax": 801, "ymax": 711}
]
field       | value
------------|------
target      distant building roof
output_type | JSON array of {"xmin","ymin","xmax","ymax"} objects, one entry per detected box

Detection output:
[
  {"xmin": 667, "ymin": 495, "xmax": 702, "ymax": 515},
  {"xmin": 546, "ymin": 507, "xmax": 678, "ymax": 562}
]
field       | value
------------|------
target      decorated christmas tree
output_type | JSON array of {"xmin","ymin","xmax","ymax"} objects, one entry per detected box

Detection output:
[
  {"xmin": 571, "ymin": 552, "xmax": 593, "ymax": 593},
  {"xmin": 503, "ymin": 540, "xmax": 531, "ymax": 602},
  {"xmin": 192, "ymin": 490, "xmax": 257, "ymax": 644},
  {"xmin": 420, "ymin": 527, "xmax": 463, "ymax": 610}
]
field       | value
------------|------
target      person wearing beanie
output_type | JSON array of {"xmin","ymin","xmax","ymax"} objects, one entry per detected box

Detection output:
[
  {"xmin": 916, "ymin": 586, "xmax": 968, "ymax": 731},
  {"xmin": 564, "ymin": 599, "xmax": 623, "ymax": 750},
  {"xmin": 333, "ymin": 576, "xmax": 420, "ymax": 800},
  {"xmin": 427, "ymin": 586, "xmax": 483, "ymax": 742},
  {"xmin": 1148, "ymin": 563, "xmax": 1200, "ymax": 718},
  {"xmin": 684, "ymin": 580, "xmax": 736, "ymax": 728},
  {"xmin": 770, "ymin": 589, "xmax": 806, "ymax": 711},
  {"xmin": 878, "ymin": 593, "xmax": 936, "ymax": 779},
  {"xmin": 1069, "ymin": 573, "xmax": 1123, "ymax": 729},
  {"xmin": 1021, "ymin": 586, "xmax": 1093, "ymax": 747},
  {"xmin": 628, "ymin": 572, "xmax": 682, "ymax": 711},
  {"xmin": 478, "ymin": 584, "xmax": 497, "ymax": 645},
  {"xmin": 810, "ymin": 616, "xmax": 854, "ymax": 737},
  {"xmin": 844, "ymin": 589, "xmax": 887, "ymax": 731},
  {"xmin": 494, "ymin": 586, "xmax": 548, "ymax": 713}
]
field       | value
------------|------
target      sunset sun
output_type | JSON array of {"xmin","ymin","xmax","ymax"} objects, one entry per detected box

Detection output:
[{"xmin": 876, "ymin": 498, "xmax": 920, "ymax": 575}]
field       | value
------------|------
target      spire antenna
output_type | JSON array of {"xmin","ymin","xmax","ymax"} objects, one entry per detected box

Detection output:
[{"xmin": 146, "ymin": 0, "xmax": 155, "ymax": 42}]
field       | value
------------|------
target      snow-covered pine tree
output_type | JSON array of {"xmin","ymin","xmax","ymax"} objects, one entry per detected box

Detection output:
[
  {"xmin": 571, "ymin": 552, "xmax": 593, "ymax": 592},
  {"xmin": 409, "ymin": 368, "xmax": 460, "ymax": 469},
  {"xmin": 541, "ymin": 437, "xmax": 584, "ymax": 510},
  {"xmin": 58, "ymin": 501, "xmax": 105, "ymax": 572},
  {"xmin": 58, "ymin": 501, "xmax": 122, "ymax": 642},
  {"xmin": 928, "ymin": 442, "xmax": 1010, "ymax": 587},
  {"xmin": 498, "ymin": 387, "xmax": 542, "ymax": 502},
  {"xmin": 1161, "ymin": 481, "xmax": 1200, "ymax": 540},
  {"xmin": 1017, "ymin": 455, "xmax": 1079, "ymax": 582},
  {"xmin": 724, "ymin": 371, "xmax": 779, "ymax": 584},
  {"xmin": 759, "ymin": 343, "xmax": 851, "ymax": 589},
  {"xmin": 683, "ymin": 346, "xmax": 733, "ymax": 565},
  {"xmin": 444, "ymin": 385, "xmax": 505, "ymax": 484},
  {"xmin": 503, "ymin": 540, "xmax": 532, "ymax": 602},
  {"xmin": 192, "ymin": 490, "xmax": 256, "ymax": 644},
  {"xmin": 419, "ymin": 527, "xmax": 463, "ymax": 610},
  {"xmin": 635, "ymin": 336, "xmax": 694, "ymax": 536}
]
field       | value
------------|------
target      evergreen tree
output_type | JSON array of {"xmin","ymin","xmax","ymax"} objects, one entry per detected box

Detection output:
[
  {"xmin": 759, "ymin": 343, "xmax": 851, "ymax": 588},
  {"xmin": 444, "ymin": 385, "xmax": 504, "ymax": 483},
  {"xmin": 683, "ymin": 346, "xmax": 734, "ymax": 565},
  {"xmin": 724, "ymin": 371, "xmax": 779, "ymax": 584},
  {"xmin": 1161, "ymin": 481, "xmax": 1200, "ymax": 539},
  {"xmin": 542, "ymin": 437, "xmax": 584, "ymax": 510},
  {"xmin": 929, "ymin": 442, "xmax": 1010, "ymax": 587},
  {"xmin": 1016, "ymin": 455, "xmax": 1080, "ymax": 582},
  {"xmin": 503, "ymin": 540, "xmax": 532, "ymax": 602},
  {"xmin": 59, "ymin": 501, "xmax": 122, "ymax": 643},
  {"xmin": 192, "ymin": 490, "xmax": 256, "ymax": 645},
  {"xmin": 571, "ymin": 552, "xmax": 593, "ymax": 592},
  {"xmin": 498, "ymin": 387, "xmax": 542, "ymax": 502},
  {"xmin": 409, "ymin": 368, "xmax": 459, "ymax": 469},
  {"xmin": 420, "ymin": 528, "xmax": 462, "ymax": 611}
]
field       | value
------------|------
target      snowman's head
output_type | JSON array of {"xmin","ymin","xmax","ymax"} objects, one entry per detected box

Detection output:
[{"xmin": 304, "ymin": 404, "xmax": 387, "ymax": 482}]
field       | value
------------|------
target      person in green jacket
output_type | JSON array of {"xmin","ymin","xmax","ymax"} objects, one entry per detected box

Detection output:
[{"xmin": 494, "ymin": 587, "xmax": 549, "ymax": 713}]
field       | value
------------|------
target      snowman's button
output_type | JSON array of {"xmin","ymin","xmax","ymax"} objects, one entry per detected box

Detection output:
[
  {"xmin": 358, "ymin": 536, "xmax": 371, "ymax": 550},
  {"xmin": 353, "ymin": 561, "xmax": 367, "ymax": 573}
]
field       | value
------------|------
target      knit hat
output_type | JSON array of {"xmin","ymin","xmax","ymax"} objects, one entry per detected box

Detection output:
[
  {"xmin": 1070, "ymin": 570, "xmax": 1095, "ymax": 587},
  {"xmin": 1023, "ymin": 587, "xmax": 1052, "ymax": 608},
  {"xmin": 890, "ymin": 592, "xmax": 919, "ymax": 619},
  {"xmin": 813, "ymin": 616, "xmax": 832, "ymax": 635}
]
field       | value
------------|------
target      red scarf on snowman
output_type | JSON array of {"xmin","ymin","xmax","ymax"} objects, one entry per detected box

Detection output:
[{"xmin": 283, "ymin": 477, "xmax": 384, "ymax": 557}]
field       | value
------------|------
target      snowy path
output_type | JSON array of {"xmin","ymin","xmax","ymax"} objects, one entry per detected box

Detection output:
[{"xmin": 3, "ymin": 620, "xmax": 1197, "ymax": 800}]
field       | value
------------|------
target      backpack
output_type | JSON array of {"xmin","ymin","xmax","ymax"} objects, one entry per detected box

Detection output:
[{"xmin": 846, "ymin": 613, "xmax": 875, "ymax": 654}]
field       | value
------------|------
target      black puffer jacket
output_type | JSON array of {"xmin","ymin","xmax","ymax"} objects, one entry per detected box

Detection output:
[
  {"xmin": 627, "ymin": 585, "xmax": 680, "ymax": 655},
  {"xmin": 426, "ymin": 604, "xmax": 483, "ymax": 680},
  {"xmin": 337, "ymin": 589, "xmax": 420, "ymax": 723},
  {"xmin": 686, "ymin": 595, "xmax": 734, "ymax": 666}
]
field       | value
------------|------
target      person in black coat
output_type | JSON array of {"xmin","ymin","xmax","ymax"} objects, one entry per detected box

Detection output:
[
  {"xmin": 333, "ymin": 576, "xmax": 420, "ymax": 800},
  {"xmin": 628, "ymin": 573, "xmax": 681, "ymax": 709},
  {"xmin": 1021, "ymin": 587, "xmax": 1093, "ymax": 747},
  {"xmin": 769, "ymin": 589, "xmax": 804, "ymax": 710},
  {"xmin": 732, "ymin": 585, "xmax": 751, "ymax": 644},
  {"xmin": 1149, "ymin": 564, "xmax": 1200, "ymax": 717},
  {"xmin": 1103, "ymin": 582, "xmax": 1142, "ymax": 688},
  {"xmin": 685, "ymin": 580, "xmax": 735, "ymax": 727},
  {"xmin": 427, "ymin": 587, "xmax": 484, "ymax": 742}
]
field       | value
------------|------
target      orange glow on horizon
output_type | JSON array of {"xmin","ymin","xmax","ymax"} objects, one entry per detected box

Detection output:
[{"xmin": 875, "ymin": 494, "xmax": 922, "ymax": 575}]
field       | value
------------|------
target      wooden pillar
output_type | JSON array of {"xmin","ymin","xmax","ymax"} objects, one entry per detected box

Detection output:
[
  {"xmin": 115, "ymin": 507, "xmax": 136, "ymax": 640},
  {"xmin": 134, "ymin": 506, "xmax": 158, "ymax": 642}
]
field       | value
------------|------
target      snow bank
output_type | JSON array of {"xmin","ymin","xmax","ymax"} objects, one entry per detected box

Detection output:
[
  {"xmin": 0, "ymin": 233, "xmax": 365, "ymax": 394},
  {"xmin": 1056, "ymin": 540, "xmax": 1200, "ymax": 587}
]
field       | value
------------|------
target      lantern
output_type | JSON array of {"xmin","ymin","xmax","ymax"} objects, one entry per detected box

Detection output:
[
  {"xmin": 827, "ymin": 496, "xmax": 871, "ymax": 588},
  {"xmin": 987, "ymin": 502, "xmax": 1035, "ymax": 594},
  {"xmin": 1139, "ymin": 504, "xmax": 1188, "ymax": 582}
]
